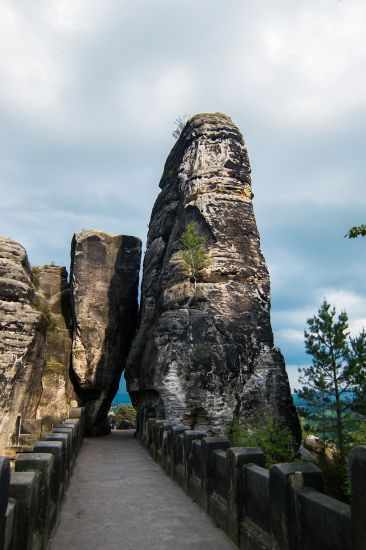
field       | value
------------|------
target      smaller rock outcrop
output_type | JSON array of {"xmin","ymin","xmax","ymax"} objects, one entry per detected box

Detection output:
[
  {"xmin": 34, "ymin": 265, "xmax": 75, "ymax": 427},
  {"xmin": 0, "ymin": 237, "xmax": 46, "ymax": 452},
  {"xmin": 70, "ymin": 230, "xmax": 141, "ymax": 435}
]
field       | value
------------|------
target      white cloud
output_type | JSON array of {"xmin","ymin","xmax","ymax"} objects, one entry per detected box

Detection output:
[{"xmin": 276, "ymin": 329, "xmax": 304, "ymax": 344}]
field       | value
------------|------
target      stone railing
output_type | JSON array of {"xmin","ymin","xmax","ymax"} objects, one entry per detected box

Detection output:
[
  {"xmin": 0, "ymin": 407, "xmax": 85, "ymax": 550},
  {"xmin": 141, "ymin": 418, "xmax": 366, "ymax": 550}
]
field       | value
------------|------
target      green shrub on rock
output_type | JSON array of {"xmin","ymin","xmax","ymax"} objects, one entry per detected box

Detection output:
[{"xmin": 229, "ymin": 416, "xmax": 295, "ymax": 467}]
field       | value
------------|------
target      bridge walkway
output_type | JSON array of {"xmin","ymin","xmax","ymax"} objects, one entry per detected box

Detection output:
[{"xmin": 49, "ymin": 430, "xmax": 236, "ymax": 550}]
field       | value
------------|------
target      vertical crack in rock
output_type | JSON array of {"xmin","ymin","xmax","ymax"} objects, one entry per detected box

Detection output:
[
  {"xmin": 0, "ymin": 237, "xmax": 46, "ymax": 452},
  {"xmin": 126, "ymin": 112, "xmax": 301, "ymax": 443},
  {"xmin": 70, "ymin": 230, "xmax": 141, "ymax": 435}
]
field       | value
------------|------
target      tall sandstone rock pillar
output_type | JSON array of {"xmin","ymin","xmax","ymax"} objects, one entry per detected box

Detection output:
[
  {"xmin": 0, "ymin": 237, "xmax": 46, "ymax": 452},
  {"xmin": 70, "ymin": 230, "xmax": 141, "ymax": 435},
  {"xmin": 126, "ymin": 113, "xmax": 300, "ymax": 442}
]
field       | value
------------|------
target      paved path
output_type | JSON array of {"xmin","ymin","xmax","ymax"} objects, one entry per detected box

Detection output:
[{"xmin": 50, "ymin": 430, "xmax": 236, "ymax": 550}]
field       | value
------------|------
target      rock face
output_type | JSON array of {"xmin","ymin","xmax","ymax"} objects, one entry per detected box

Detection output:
[
  {"xmin": 70, "ymin": 230, "xmax": 141, "ymax": 435},
  {"xmin": 34, "ymin": 265, "xmax": 75, "ymax": 427},
  {"xmin": 126, "ymin": 113, "xmax": 300, "ymax": 442},
  {"xmin": 0, "ymin": 237, "xmax": 46, "ymax": 452}
]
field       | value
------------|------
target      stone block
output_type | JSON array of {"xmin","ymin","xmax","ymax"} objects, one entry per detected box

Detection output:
[
  {"xmin": 156, "ymin": 421, "xmax": 172, "ymax": 466},
  {"xmin": 201, "ymin": 437, "xmax": 230, "ymax": 510},
  {"xmin": 350, "ymin": 445, "xmax": 366, "ymax": 550},
  {"xmin": 182, "ymin": 431, "xmax": 207, "ymax": 492},
  {"xmin": 3, "ymin": 499, "xmax": 15, "ymax": 550},
  {"xmin": 69, "ymin": 407, "xmax": 86, "ymax": 437},
  {"xmin": 15, "ymin": 453, "xmax": 55, "ymax": 540},
  {"xmin": 151, "ymin": 420, "xmax": 166, "ymax": 461},
  {"xmin": 296, "ymin": 488, "xmax": 351, "ymax": 550},
  {"xmin": 174, "ymin": 433, "xmax": 186, "ymax": 488},
  {"xmin": 208, "ymin": 450, "xmax": 229, "ymax": 531},
  {"xmin": 228, "ymin": 447, "xmax": 265, "ymax": 544},
  {"xmin": 52, "ymin": 427, "xmax": 75, "ymax": 465},
  {"xmin": 188, "ymin": 440, "xmax": 204, "ymax": 505},
  {"xmin": 244, "ymin": 465, "xmax": 270, "ymax": 532},
  {"xmin": 33, "ymin": 440, "xmax": 65, "ymax": 501},
  {"xmin": 9, "ymin": 471, "xmax": 40, "ymax": 550},
  {"xmin": 269, "ymin": 462, "xmax": 323, "ymax": 550},
  {"xmin": 62, "ymin": 419, "xmax": 82, "ymax": 451},
  {"xmin": 0, "ymin": 458, "xmax": 10, "ymax": 550},
  {"xmin": 166, "ymin": 425, "xmax": 186, "ymax": 477},
  {"xmin": 42, "ymin": 433, "xmax": 71, "ymax": 480}
]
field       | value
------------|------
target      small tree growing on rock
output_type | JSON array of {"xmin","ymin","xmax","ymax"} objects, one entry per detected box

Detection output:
[
  {"xmin": 178, "ymin": 222, "xmax": 210, "ymax": 295},
  {"xmin": 172, "ymin": 115, "xmax": 190, "ymax": 140}
]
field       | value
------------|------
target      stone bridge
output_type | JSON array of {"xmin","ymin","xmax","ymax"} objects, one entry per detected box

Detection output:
[{"xmin": 0, "ymin": 408, "xmax": 365, "ymax": 550}]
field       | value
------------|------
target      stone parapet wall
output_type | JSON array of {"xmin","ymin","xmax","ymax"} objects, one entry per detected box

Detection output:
[
  {"xmin": 0, "ymin": 407, "xmax": 85, "ymax": 550},
  {"xmin": 141, "ymin": 418, "xmax": 366, "ymax": 550}
]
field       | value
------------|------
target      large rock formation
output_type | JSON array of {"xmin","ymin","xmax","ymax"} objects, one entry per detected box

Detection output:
[
  {"xmin": 126, "ymin": 113, "xmax": 300, "ymax": 442},
  {"xmin": 70, "ymin": 230, "xmax": 141, "ymax": 435},
  {"xmin": 34, "ymin": 265, "xmax": 75, "ymax": 426},
  {"xmin": 0, "ymin": 237, "xmax": 46, "ymax": 452}
]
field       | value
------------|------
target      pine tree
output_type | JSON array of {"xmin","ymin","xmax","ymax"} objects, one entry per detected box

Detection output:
[
  {"xmin": 347, "ymin": 329, "xmax": 366, "ymax": 415},
  {"xmin": 297, "ymin": 301, "xmax": 354, "ymax": 458},
  {"xmin": 178, "ymin": 222, "xmax": 210, "ymax": 295}
]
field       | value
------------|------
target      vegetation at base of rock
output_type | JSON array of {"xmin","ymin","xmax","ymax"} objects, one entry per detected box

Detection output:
[
  {"xmin": 228, "ymin": 417, "xmax": 295, "ymax": 467},
  {"xmin": 346, "ymin": 224, "xmax": 366, "ymax": 238},
  {"xmin": 112, "ymin": 405, "xmax": 136, "ymax": 429},
  {"xmin": 178, "ymin": 222, "xmax": 211, "ymax": 291}
]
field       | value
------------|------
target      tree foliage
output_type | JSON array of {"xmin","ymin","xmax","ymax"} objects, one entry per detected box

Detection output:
[
  {"xmin": 111, "ymin": 405, "xmax": 136, "ymax": 429},
  {"xmin": 347, "ymin": 329, "xmax": 366, "ymax": 415},
  {"xmin": 345, "ymin": 224, "xmax": 366, "ymax": 239},
  {"xmin": 178, "ymin": 222, "xmax": 210, "ymax": 291},
  {"xmin": 297, "ymin": 301, "xmax": 366, "ymax": 459},
  {"xmin": 229, "ymin": 416, "xmax": 295, "ymax": 467},
  {"xmin": 172, "ymin": 115, "xmax": 190, "ymax": 139}
]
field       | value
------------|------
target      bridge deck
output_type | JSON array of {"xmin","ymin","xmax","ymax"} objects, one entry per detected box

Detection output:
[{"xmin": 50, "ymin": 430, "xmax": 236, "ymax": 550}]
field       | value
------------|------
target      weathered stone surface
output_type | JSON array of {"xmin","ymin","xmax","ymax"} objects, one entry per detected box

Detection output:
[
  {"xmin": 126, "ymin": 113, "xmax": 300, "ymax": 442},
  {"xmin": 0, "ymin": 237, "xmax": 46, "ymax": 453},
  {"xmin": 35, "ymin": 266, "xmax": 75, "ymax": 426},
  {"xmin": 70, "ymin": 230, "xmax": 141, "ymax": 435}
]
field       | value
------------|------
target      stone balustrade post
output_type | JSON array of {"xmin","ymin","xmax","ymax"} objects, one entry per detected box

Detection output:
[
  {"xmin": 183, "ymin": 431, "xmax": 207, "ymax": 492},
  {"xmin": 33, "ymin": 441, "xmax": 65, "ymax": 503},
  {"xmin": 9, "ymin": 471, "xmax": 40, "ymax": 550},
  {"xmin": 201, "ymin": 437, "xmax": 230, "ymax": 511},
  {"xmin": 0, "ymin": 458, "xmax": 10, "ymax": 550},
  {"xmin": 15, "ymin": 453, "xmax": 55, "ymax": 547},
  {"xmin": 227, "ymin": 447, "xmax": 265, "ymax": 544},
  {"xmin": 350, "ymin": 445, "xmax": 366, "ymax": 550},
  {"xmin": 167, "ymin": 425, "xmax": 186, "ymax": 478},
  {"xmin": 270, "ymin": 462, "xmax": 323, "ymax": 550}
]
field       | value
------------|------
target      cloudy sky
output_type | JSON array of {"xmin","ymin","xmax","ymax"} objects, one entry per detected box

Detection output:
[{"xmin": 1, "ymin": 0, "xmax": 365, "ymax": 390}]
